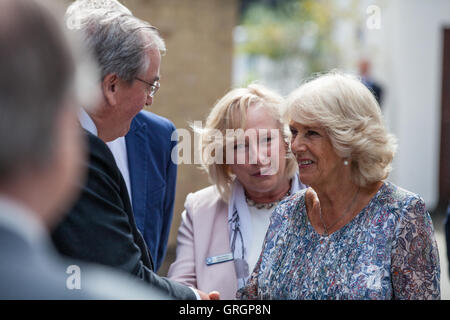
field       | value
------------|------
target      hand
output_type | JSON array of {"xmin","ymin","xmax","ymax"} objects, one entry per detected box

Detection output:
[
  {"xmin": 208, "ymin": 291, "xmax": 220, "ymax": 300},
  {"xmin": 196, "ymin": 289, "xmax": 221, "ymax": 300},
  {"xmin": 305, "ymin": 187, "xmax": 320, "ymax": 211}
]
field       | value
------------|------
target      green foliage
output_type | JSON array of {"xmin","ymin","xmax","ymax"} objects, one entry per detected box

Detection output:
[{"xmin": 237, "ymin": 0, "xmax": 351, "ymax": 74}]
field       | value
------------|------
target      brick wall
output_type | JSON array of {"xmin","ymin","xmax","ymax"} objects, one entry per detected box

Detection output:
[{"xmin": 122, "ymin": 0, "xmax": 238, "ymax": 275}]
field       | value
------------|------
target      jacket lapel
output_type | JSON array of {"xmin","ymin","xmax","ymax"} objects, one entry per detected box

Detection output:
[{"xmin": 125, "ymin": 117, "xmax": 148, "ymax": 239}]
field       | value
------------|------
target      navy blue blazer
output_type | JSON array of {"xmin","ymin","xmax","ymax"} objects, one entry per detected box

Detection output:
[{"xmin": 126, "ymin": 110, "xmax": 177, "ymax": 272}]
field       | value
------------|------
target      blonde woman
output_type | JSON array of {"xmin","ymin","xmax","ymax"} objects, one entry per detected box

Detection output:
[
  {"xmin": 168, "ymin": 84, "xmax": 306, "ymax": 299},
  {"xmin": 237, "ymin": 72, "xmax": 440, "ymax": 300}
]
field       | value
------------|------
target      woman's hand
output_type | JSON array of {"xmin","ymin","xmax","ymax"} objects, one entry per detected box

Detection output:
[
  {"xmin": 196, "ymin": 289, "xmax": 221, "ymax": 300},
  {"xmin": 305, "ymin": 187, "xmax": 320, "ymax": 214}
]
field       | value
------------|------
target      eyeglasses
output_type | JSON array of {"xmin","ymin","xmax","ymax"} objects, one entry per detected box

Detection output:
[{"xmin": 135, "ymin": 77, "xmax": 160, "ymax": 98}]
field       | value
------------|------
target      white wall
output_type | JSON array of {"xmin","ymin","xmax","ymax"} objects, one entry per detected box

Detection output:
[
  {"xmin": 335, "ymin": 0, "xmax": 450, "ymax": 210},
  {"xmin": 374, "ymin": 0, "xmax": 450, "ymax": 210}
]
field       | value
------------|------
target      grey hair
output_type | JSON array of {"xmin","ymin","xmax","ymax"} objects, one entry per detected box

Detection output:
[
  {"xmin": 66, "ymin": 0, "xmax": 133, "ymax": 16},
  {"xmin": 285, "ymin": 71, "xmax": 397, "ymax": 187},
  {"xmin": 0, "ymin": 0, "xmax": 98, "ymax": 180},
  {"xmin": 66, "ymin": 1, "xmax": 166, "ymax": 82}
]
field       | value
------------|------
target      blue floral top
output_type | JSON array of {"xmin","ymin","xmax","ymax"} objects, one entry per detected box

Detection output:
[{"xmin": 236, "ymin": 181, "xmax": 440, "ymax": 300}]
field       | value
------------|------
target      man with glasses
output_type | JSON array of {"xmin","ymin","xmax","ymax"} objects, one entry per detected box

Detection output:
[
  {"xmin": 98, "ymin": 0, "xmax": 177, "ymax": 276},
  {"xmin": 135, "ymin": 77, "xmax": 161, "ymax": 96},
  {"xmin": 51, "ymin": 1, "xmax": 218, "ymax": 299},
  {"xmin": 107, "ymin": 78, "xmax": 178, "ymax": 273}
]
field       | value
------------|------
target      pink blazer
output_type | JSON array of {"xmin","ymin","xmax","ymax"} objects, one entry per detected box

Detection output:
[{"xmin": 167, "ymin": 186, "xmax": 238, "ymax": 299}]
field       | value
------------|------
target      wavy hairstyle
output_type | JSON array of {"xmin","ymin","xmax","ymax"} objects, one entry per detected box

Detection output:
[{"xmin": 284, "ymin": 71, "xmax": 397, "ymax": 187}]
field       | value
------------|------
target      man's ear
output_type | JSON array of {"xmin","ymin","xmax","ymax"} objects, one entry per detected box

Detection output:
[{"xmin": 102, "ymin": 73, "xmax": 119, "ymax": 106}]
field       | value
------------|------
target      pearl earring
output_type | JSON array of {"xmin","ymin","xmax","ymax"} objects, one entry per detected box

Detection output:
[{"xmin": 344, "ymin": 160, "xmax": 349, "ymax": 166}]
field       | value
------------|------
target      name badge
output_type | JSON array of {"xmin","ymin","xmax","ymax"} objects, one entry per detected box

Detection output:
[{"xmin": 205, "ymin": 253, "xmax": 234, "ymax": 266}]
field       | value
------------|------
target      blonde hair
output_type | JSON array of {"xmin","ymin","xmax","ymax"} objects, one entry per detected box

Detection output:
[
  {"xmin": 285, "ymin": 71, "xmax": 397, "ymax": 187},
  {"xmin": 197, "ymin": 84, "xmax": 297, "ymax": 202}
]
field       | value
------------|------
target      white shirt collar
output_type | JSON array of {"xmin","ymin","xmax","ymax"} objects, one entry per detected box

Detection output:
[
  {"xmin": 107, "ymin": 137, "xmax": 132, "ymax": 202},
  {"xmin": 78, "ymin": 108, "xmax": 98, "ymax": 136}
]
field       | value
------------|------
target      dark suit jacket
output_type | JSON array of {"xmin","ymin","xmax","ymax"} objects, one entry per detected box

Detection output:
[
  {"xmin": 51, "ymin": 131, "xmax": 195, "ymax": 300},
  {"xmin": 126, "ymin": 111, "xmax": 177, "ymax": 271}
]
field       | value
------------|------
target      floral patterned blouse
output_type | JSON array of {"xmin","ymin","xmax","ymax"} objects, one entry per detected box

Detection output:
[{"xmin": 236, "ymin": 181, "xmax": 440, "ymax": 300}]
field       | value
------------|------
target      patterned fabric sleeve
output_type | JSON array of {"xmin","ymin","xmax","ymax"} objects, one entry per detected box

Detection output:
[
  {"xmin": 391, "ymin": 196, "xmax": 441, "ymax": 299},
  {"xmin": 235, "ymin": 195, "xmax": 294, "ymax": 300},
  {"xmin": 236, "ymin": 247, "xmax": 262, "ymax": 300}
]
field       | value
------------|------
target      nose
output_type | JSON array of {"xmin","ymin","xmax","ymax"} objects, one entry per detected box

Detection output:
[
  {"xmin": 291, "ymin": 135, "xmax": 307, "ymax": 155},
  {"xmin": 256, "ymin": 149, "xmax": 269, "ymax": 166},
  {"xmin": 145, "ymin": 95, "xmax": 153, "ymax": 106},
  {"xmin": 249, "ymin": 142, "xmax": 270, "ymax": 166}
]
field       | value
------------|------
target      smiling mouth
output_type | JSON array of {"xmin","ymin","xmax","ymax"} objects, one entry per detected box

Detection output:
[
  {"xmin": 298, "ymin": 159, "xmax": 315, "ymax": 168},
  {"xmin": 251, "ymin": 170, "xmax": 265, "ymax": 177}
]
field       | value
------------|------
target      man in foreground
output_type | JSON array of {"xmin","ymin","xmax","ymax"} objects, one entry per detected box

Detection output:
[{"xmin": 0, "ymin": 0, "xmax": 169, "ymax": 299}]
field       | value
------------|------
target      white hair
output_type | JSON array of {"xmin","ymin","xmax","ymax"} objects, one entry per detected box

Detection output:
[
  {"xmin": 66, "ymin": 0, "xmax": 132, "ymax": 16},
  {"xmin": 65, "ymin": 0, "xmax": 165, "ymax": 82},
  {"xmin": 285, "ymin": 71, "xmax": 397, "ymax": 187}
]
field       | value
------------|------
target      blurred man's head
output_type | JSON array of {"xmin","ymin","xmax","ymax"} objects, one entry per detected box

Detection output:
[
  {"xmin": 66, "ymin": 1, "xmax": 166, "ymax": 141},
  {"xmin": 0, "ymin": 0, "xmax": 98, "ymax": 228}
]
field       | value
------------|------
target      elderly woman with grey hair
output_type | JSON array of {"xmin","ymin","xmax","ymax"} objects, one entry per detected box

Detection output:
[
  {"xmin": 168, "ymin": 84, "xmax": 306, "ymax": 299},
  {"xmin": 237, "ymin": 72, "xmax": 440, "ymax": 300}
]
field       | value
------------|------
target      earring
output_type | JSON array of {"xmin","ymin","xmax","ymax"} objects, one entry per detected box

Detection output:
[{"xmin": 343, "ymin": 160, "xmax": 349, "ymax": 166}]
